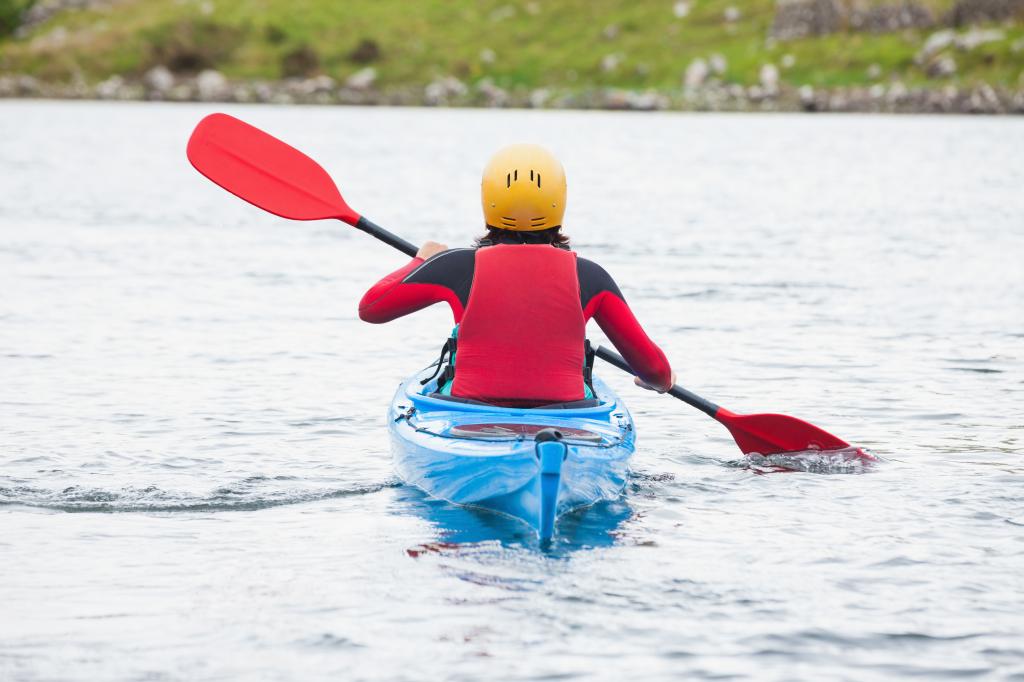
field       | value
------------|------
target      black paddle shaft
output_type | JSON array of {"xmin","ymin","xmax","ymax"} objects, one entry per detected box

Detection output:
[
  {"xmin": 594, "ymin": 345, "xmax": 720, "ymax": 418},
  {"xmin": 356, "ymin": 216, "xmax": 418, "ymax": 258}
]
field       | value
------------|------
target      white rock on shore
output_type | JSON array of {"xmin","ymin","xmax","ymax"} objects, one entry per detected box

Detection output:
[
  {"xmin": 928, "ymin": 54, "xmax": 957, "ymax": 78},
  {"xmin": 424, "ymin": 76, "xmax": 467, "ymax": 105},
  {"xmin": 96, "ymin": 75, "xmax": 124, "ymax": 99},
  {"xmin": 958, "ymin": 28, "xmax": 1005, "ymax": 50},
  {"xmin": 197, "ymin": 70, "xmax": 228, "ymax": 101},
  {"xmin": 345, "ymin": 67, "xmax": 377, "ymax": 91},
  {"xmin": 601, "ymin": 53, "xmax": 622, "ymax": 72},
  {"xmin": 0, "ymin": 75, "xmax": 40, "ymax": 96},
  {"xmin": 144, "ymin": 66, "xmax": 175, "ymax": 96},
  {"xmin": 529, "ymin": 88, "xmax": 551, "ymax": 108},
  {"xmin": 760, "ymin": 64, "xmax": 780, "ymax": 95},
  {"xmin": 475, "ymin": 78, "xmax": 508, "ymax": 107},
  {"xmin": 918, "ymin": 30, "xmax": 956, "ymax": 63},
  {"xmin": 918, "ymin": 28, "xmax": 1007, "ymax": 65},
  {"xmin": 684, "ymin": 58, "xmax": 709, "ymax": 88}
]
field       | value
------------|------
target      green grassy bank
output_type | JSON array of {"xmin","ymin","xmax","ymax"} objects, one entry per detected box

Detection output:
[{"xmin": 1, "ymin": 0, "xmax": 1022, "ymax": 101}]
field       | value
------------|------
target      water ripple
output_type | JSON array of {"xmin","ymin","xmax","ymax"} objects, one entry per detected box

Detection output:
[
  {"xmin": 1, "ymin": 102, "xmax": 1021, "ymax": 682},
  {"xmin": 0, "ymin": 478, "xmax": 398, "ymax": 513}
]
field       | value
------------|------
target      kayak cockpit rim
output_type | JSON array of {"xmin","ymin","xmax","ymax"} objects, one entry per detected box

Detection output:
[{"xmin": 402, "ymin": 373, "xmax": 627, "ymax": 418}]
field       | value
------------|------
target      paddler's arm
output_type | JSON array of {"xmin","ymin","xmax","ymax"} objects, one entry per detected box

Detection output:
[
  {"xmin": 579, "ymin": 259, "xmax": 675, "ymax": 393},
  {"xmin": 593, "ymin": 297, "xmax": 675, "ymax": 392},
  {"xmin": 358, "ymin": 242, "xmax": 466, "ymax": 323}
]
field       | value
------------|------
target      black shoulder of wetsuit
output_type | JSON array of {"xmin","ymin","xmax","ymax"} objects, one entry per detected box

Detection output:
[
  {"xmin": 577, "ymin": 257, "xmax": 625, "ymax": 309},
  {"xmin": 403, "ymin": 248, "xmax": 476, "ymax": 308}
]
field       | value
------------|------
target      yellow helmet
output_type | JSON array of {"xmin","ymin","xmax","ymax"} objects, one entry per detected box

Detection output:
[{"xmin": 481, "ymin": 144, "xmax": 567, "ymax": 231}]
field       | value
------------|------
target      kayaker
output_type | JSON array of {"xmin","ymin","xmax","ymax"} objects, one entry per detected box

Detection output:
[{"xmin": 359, "ymin": 144, "xmax": 675, "ymax": 406}]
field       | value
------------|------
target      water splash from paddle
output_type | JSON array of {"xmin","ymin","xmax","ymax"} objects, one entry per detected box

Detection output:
[{"xmin": 742, "ymin": 447, "xmax": 879, "ymax": 474}]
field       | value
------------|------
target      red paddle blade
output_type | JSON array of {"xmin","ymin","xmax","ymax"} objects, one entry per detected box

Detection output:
[
  {"xmin": 716, "ymin": 410, "xmax": 851, "ymax": 456},
  {"xmin": 187, "ymin": 113, "xmax": 360, "ymax": 225}
]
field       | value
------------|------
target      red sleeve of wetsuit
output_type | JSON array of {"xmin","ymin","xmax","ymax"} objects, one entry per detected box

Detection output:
[
  {"xmin": 585, "ymin": 291, "xmax": 673, "ymax": 392},
  {"xmin": 358, "ymin": 256, "xmax": 466, "ymax": 323}
]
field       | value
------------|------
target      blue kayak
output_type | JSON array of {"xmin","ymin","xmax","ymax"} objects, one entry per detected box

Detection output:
[{"xmin": 389, "ymin": 368, "xmax": 636, "ymax": 543}]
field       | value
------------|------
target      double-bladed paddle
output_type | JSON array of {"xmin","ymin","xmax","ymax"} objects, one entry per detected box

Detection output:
[
  {"xmin": 186, "ymin": 112, "xmax": 418, "ymax": 257},
  {"xmin": 593, "ymin": 346, "xmax": 852, "ymax": 454},
  {"xmin": 187, "ymin": 112, "xmax": 858, "ymax": 457}
]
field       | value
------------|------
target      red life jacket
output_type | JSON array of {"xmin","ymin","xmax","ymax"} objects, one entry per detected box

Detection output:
[{"xmin": 452, "ymin": 244, "xmax": 586, "ymax": 405}]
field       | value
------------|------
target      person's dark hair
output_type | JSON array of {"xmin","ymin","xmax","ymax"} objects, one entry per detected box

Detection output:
[{"xmin": 475, "ymin": 226, "xmax": 570, "ymax": 249}]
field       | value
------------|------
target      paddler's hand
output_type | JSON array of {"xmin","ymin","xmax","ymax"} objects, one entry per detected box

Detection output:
[
  {"xmin": 634, "ymin": 372, "xmax": 676, "ymax": 393},
  {"xmin": 416, "ymin": 241, "xmax": 448, "ymax": 260}
]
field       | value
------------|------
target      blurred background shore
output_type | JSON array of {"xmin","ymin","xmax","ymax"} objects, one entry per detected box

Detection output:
[{"xmin": 1, "ymin": 0, "xmax": 1022, "ymax": 113}]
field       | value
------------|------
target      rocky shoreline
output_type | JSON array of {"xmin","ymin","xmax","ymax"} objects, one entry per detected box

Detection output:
[
  {"xmin": 1, "ymin": 67, "xmax": 1022, "ymax": 115},
  {"xmin": 772, "ymin": 0, "xmax": 1024, "ymax": 39},
  {"xmin": 3, "ymin": 0, "xmax": 1023, "ymax": 114}
]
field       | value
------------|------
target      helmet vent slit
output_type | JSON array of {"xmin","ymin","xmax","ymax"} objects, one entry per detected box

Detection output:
[
  {"xmin": 506, "ymin": 173, "xmax": 510, "ymax": 188},
  {"xmin": 537, "ymin": 173, "xmax": 541, "ymax": 188},
  {"xmin": 514, "ymin": 169, "xmax": 518, "ymax": 181}
]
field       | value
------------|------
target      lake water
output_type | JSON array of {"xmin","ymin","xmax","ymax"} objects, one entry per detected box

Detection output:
[{"xmin": 1, "ymin": 101, "xmax": 1022, "ymax": 681}]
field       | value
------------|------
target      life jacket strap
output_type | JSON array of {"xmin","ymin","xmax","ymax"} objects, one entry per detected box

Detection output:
[
  {"xmin": 583, "ymin": 339, "xmax": 597, "ymax": 394},
  {"xmin": 421, "ymin": 326, "xmax": 459, "ymax": 387}
]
